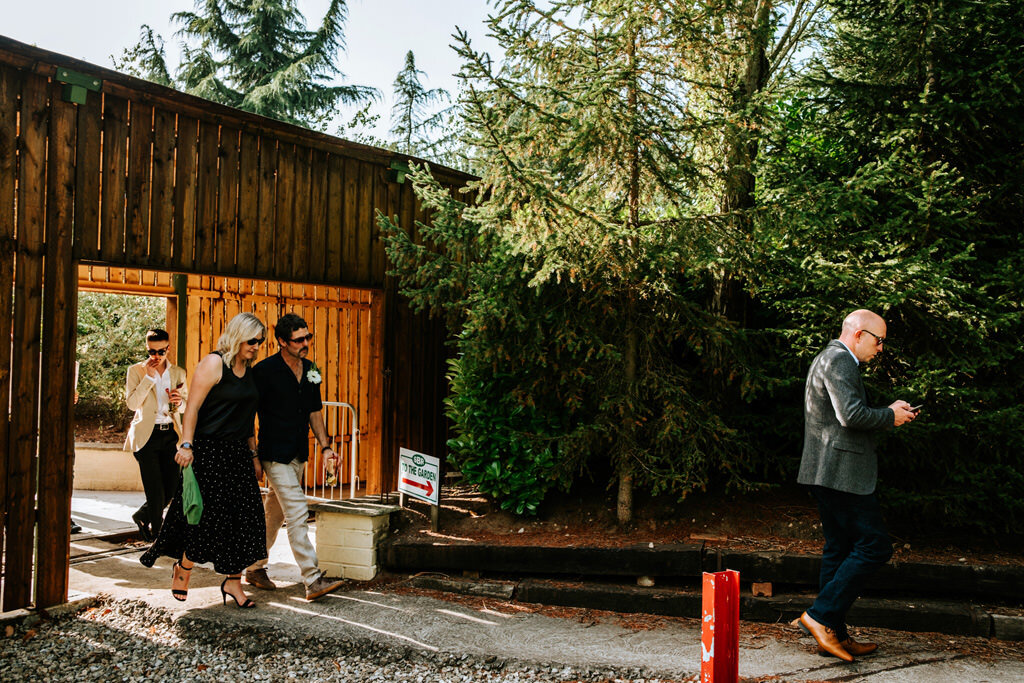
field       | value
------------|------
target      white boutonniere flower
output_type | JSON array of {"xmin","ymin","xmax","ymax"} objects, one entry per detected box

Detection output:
[{"xmin": 306, "ymin": 364, "xmax": 322, "ymax": 385}]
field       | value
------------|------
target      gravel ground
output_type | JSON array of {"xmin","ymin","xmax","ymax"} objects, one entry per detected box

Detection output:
[{"xmin": 0, "ymin": 599, "xmax": 696, "ymax": 683}]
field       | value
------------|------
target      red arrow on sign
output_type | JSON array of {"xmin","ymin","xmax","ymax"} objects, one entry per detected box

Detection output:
[{"xmin": 401, "ymin": 477, "xmax": 434, "ymax": 498}]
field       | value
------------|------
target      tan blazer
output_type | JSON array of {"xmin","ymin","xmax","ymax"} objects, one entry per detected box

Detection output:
[{"xmin": 123, "ymin": 361, "xmax": 188, "ymax": 452}]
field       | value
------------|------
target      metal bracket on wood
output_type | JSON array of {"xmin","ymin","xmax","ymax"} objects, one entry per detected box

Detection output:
[
  {"xmin": 55, "ymin": 68, "xmax": 101, "ymax": 105},
  {"xmin": 388, "ymin": 160, "xmax": 411, "ymax": 184}
]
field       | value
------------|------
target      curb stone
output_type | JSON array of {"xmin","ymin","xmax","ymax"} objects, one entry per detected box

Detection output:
[{"xmin": 408, "ymin": 575, "xmax": 1024, "ymax": 641}]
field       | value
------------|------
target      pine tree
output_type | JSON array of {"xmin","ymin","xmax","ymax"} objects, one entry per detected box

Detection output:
[
  {"xmin": 117, "ymin": 0, "xmax": 376, "ymax": 128},
  {"xmin": 389, "ymin": 51, "xmax": 451, "ymax": 158},
  {"xmin": 753, "ymin": 0, "xmax": 1024, "ymax": 531}
]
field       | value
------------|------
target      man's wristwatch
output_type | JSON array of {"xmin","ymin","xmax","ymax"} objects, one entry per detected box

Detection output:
[{"xmin": 180, "ymin": 442, "xmax": 193, "ymax": 450}]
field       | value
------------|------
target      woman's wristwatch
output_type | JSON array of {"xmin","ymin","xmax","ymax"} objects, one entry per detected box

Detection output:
[{"xmin": 180, "ymin": 442, "xmax": 193, "ymax": 450}]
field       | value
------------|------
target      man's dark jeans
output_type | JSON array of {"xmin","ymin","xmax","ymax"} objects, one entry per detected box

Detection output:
[
  {"xmin": 133, "ymin": 428, "xmax": 180, "ymax": 534},
  {"xmin": 806, "ymin": 485, "xmax": 893, "ymax": 640}
]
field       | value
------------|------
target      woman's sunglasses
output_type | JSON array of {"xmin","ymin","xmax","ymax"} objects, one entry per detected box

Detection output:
[{"xmin": 245, "ymin": 337, "xmax": 265, "ymax": 346}]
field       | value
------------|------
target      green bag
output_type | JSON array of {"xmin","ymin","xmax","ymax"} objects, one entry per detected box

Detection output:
[{"xmin": 181, "ymin": 464, "xmax": 204, "ymax": 526}]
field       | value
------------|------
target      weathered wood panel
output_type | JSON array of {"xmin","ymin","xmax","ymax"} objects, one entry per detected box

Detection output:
[
  {"xmin": 273, "ymin": 143, "xmax": 296, "ymax": 279},
  {"xmin": 194, "ymin": 122, "xmax": 219, "ymax": 273},
  {"xmin": 37, "ymin": 83, "xmax": 78, "ymax": 607},
  {"xmin": 4, "ymin": 73, "xmax": 47, "ymax": 611},
  {"xmin": 216, "ymin": 128, "xmax": 240, "ymax": 273},
  {"xmin": 149, "ymin": 109, "xmax": 176, "ymax": 269},
  {"xmin": 72, "ymin": 90, "xmax": 101, "ymax": 260},
  {"xmin": 236, "ymin": 132, "xmax": 259, "ymax": 274},
  {"xmin": 0, "ymin": 63, "xmax": 20, "ymax": 591},
  {"xmin": 99, "ymin": 95, "xmax": 128, "ymax": 263},
  {"xmin": 172, "ymin": 116, "xmax": 199, "ymax": 270},
  {"xmin": 125, "ymin": 101, "xmax": 153, "ymax": 263},
  {"xmin": 255, "ymin": 137, "xmax": 277, "ymax": 275}
]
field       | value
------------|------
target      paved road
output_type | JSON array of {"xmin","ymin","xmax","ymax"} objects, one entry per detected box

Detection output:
[{"xmin": 59, "ymin": 533, "xmax": 1024, "ymax": 682}]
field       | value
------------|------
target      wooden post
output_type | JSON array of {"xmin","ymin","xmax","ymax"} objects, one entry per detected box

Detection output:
[
  {"xmin": 173, "ymin": 274, "xmax": 187, "ymax": 366},
  {"xmin": 701, "ymin": 569, "xmax": 740, "ymax": 683}
]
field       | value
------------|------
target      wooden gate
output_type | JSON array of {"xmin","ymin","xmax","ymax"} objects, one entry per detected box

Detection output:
[{"xmin": 0, "ymin": 35, "xmax": 470, "ymax": 610}]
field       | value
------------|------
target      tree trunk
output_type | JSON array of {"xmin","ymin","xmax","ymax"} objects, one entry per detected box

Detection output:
[
  {"xmin": 617, "ymin": 32, "xmax": 642, "ymax": 527},
  {"xmin": 713, "ymin": 0, "xmax": 772, "ymax": 326}
]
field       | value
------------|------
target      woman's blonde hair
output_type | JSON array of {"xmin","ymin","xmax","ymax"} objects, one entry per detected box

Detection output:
[{"xmin": 217, "ymin": 313, "xmax": 266, "ymax": 369}]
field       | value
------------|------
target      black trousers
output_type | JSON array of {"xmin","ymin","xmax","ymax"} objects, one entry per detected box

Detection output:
[{"xmin": 134, "ymin": 427, "xmax": 180, "ymax": 533}]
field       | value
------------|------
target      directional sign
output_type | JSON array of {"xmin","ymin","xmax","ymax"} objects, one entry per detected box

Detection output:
[{"xmin": 398, "ymin": 448, "xmax": 440, "ymax": 505}]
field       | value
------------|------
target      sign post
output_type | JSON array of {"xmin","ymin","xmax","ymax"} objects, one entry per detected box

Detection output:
[
  {"xmin": 398, "ymin": 448, "xmax": 440, "ymax": 530},
  {"xmin": 701, "ymin": 569, "xmax": 740, "ymax": 683}
]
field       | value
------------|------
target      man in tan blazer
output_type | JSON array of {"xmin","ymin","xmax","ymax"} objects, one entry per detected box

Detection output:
[{"xmin": 124, "ymin": 329, "xmax": 187, "ymax": 541}]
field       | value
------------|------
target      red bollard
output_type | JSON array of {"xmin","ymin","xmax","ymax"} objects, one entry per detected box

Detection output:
[{"xmin": 701, "ymin": 569, "xmax": 740, "ymax": 683}]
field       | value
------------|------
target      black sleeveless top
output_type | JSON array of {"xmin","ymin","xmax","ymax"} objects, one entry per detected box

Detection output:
[{"xmin": 195, "ymin": 353, "xmax": 259, "ymax": 441}]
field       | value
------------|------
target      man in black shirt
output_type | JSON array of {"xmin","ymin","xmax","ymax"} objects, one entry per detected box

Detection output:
[{"xmin": 245, "ymin": 314, "xmax": 344, "ymax": 601}]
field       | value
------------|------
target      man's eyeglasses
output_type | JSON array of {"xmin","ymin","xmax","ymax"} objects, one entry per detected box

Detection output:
[
  {"xmin": 860, "ymin": 329, "xmax": 886, "ymax": 345},
  {"xmin": 245, "ymin": 337, "xmax": 265, "ymax": 346},
  {"xmin": 146, "ymin": 348, "xmax": 168, "ymax": 356},
  {"xmin": 288, "ymin": 333, "xmax": 314, "ymax": 344}
]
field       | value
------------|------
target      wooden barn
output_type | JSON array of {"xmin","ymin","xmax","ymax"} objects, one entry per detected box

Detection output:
[{"xmin": 0, "ymin": 35, "xmax": 470, "ymax": 611}]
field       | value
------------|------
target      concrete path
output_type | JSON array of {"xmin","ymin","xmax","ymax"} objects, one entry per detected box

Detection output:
[{"xmin": 64, "ymin": 491, "xmax": 1024, "ymax": 681}]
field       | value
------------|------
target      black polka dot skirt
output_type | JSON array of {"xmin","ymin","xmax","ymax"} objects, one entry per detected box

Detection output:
[{"xmin": 140, "ymin": 438, "xmax": 267, "ymax": 575}]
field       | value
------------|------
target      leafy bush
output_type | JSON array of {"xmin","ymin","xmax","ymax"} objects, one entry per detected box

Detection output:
[{"xmin": 76, "ymin": 292, "xmax": 166, "ymax": 427}]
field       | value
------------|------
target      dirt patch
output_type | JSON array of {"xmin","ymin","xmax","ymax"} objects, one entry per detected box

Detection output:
[
  {"xmin": 74, "ymin": 411, "xmax": 130, "ymax": 445},
  {"xmin": 390, "ymin": 483, "xmax": 1024, "ymax": 568}
]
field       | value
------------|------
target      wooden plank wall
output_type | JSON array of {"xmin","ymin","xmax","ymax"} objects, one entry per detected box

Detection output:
[
  {"xmin": 0, "ymin": 35, "xmax": 469, "ymax": 610},
  {"xmin": 0, "ymin": 62, "xmax": 79, "ymax": 611}
]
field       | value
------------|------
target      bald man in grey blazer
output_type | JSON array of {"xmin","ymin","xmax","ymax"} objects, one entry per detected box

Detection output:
[{"xmin": 796, "ymin": 309, "xmax": 917, "ymax": 661}]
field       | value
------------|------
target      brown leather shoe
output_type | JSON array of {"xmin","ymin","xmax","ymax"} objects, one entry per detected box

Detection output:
[
  {"xmin": 819, "ymin": 637, "xmax": 877, "ymax": 657},
  {"xmin": 798, "ymin": 612, "xmax": 855, "ymax": 662},
  {"xmin": 244, "ymin": 568, "xmax": 277, "ymax": 590},
  {"xmin": 305, "ymin": 574, "xmax": 345, "ymax": 601}
]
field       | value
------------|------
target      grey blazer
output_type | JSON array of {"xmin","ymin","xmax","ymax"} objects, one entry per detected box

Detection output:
[{"xmin": 797, "ymin": 340, "xmax": 894, "ymax": 495}]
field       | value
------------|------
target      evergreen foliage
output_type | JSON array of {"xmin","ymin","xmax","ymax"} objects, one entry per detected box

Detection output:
[
  {"xmin": 116, "ymin": 0, "xmax": 377, "ymax": 128},
  {"xmin": 390, "ymin": 51, "xmax": 452, "ymax": 158},
  {"xmin": 751, "ymin": 0, "xmax": 1024, "ymax": 531},
  {"xmin": 383, "ymin": 0, "xmax": 1023, "ymax": 532}
]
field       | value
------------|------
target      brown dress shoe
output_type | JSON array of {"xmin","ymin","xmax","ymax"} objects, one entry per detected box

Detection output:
[
  {"xmin": 798, "ymin": 612, "xmax": 855, "ymax": 662},
  {"xmin": 831, "ymin": 637, "xmax": 878, "ymax": 657},
  {"xmin": 305, "ymin": 574, "xmax": 345, "ymax": 601},
  {"xmin": 245, "ymin": 568, "xmax": 277, "ymax": 590}
]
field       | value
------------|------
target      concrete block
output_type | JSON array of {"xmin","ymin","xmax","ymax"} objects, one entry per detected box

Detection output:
[
  {"xmin": 344, "ymin": 528, "xmax": 385, "ymax": 549},
  {"xmin": 342, "ymin": 564, "xmax": 379, "ymax": 581},
  {"xmin": 320, "ymin": 561, "xmax": 379, "ymax": 581},
  {"xmin": 73, "ymin": 443, "xmax": 143, "ymax": 491},
  {"xmin": 319, "ymin": 545, "xmax": 376, "ymax": 567},
  {"xmin": 317, "ymin": 512, "xmax": 389, "ymax": 534}
]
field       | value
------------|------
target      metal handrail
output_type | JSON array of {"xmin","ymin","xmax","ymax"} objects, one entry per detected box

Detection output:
[{"xmin": 322, "ymin": 401, "xmax": 359, "ymax": 499}]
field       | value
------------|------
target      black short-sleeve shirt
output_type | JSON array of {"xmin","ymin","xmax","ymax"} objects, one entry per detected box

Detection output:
[{"xmin": 253, "ymin": 353, "xmax": 323, "ymax": 463}]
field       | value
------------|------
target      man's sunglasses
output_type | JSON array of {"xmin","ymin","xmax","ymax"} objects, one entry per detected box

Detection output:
[
  {"xmin": 245, "ymin": 337, "xmax": 266, "ymax": 346},
  {"xmin": 146, "ymin": 348, "xmax": 168, "ymax": 356},
  {"xmin": 288, "ymin": 333, "xmax": 314, "ymax": 344},
  {"xmin": 860, "ymin": 329, "xmax": 886, "ymax": 345}
]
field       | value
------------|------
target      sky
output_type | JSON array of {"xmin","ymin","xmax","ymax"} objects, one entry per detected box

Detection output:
[{"xmin": 3, "ymin": 0, "xmax": 502, "ymax": 140}]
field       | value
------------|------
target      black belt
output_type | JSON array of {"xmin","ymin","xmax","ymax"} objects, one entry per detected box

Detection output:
[{"xmin": 155, "ymin": 423, "xmax": 174, "ymax": 431}]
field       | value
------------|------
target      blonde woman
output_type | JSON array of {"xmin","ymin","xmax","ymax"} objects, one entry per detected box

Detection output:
[{"xmin": 141, "ymin": 313, "xmax": 268, "ymax": 609}]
